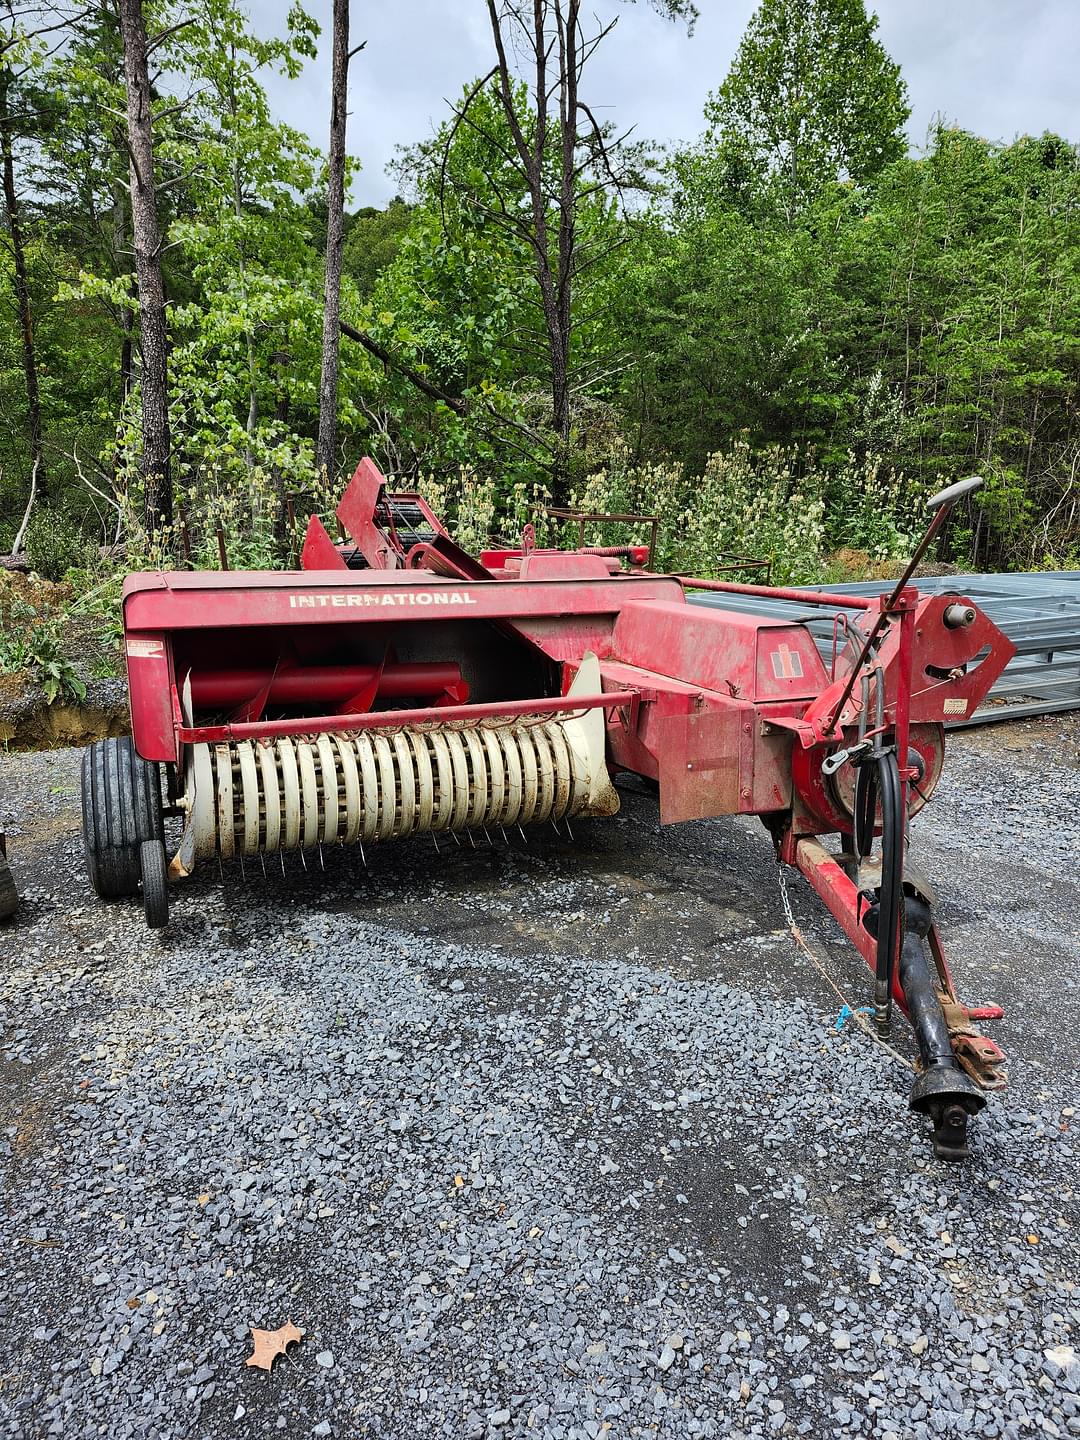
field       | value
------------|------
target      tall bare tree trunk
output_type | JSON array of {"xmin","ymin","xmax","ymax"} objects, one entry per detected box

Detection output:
[
  {"xmin": 118, "ymin": 0, "xmax": 172, "ymax": 539},
  {"xmin": 271, "ymin": 348, "xmax": 291, "ymax": 556},
  {"xmin": 110, "ymin": 173, "xmax": 135, "ymax": 482},
  {"xmin": 484, "ymin": 0, "xmax": 582, "ymax": 498},
  {"xmin": 0, "ymin": 70, "xmax": 46, "ymax": 504},
  {"xmin": 553, "ymin": 0, "xmax": 581, "ymax": 483},
  {"xmin": 315, "ymin": 0, "xmax": 349, "ymax": 484}
]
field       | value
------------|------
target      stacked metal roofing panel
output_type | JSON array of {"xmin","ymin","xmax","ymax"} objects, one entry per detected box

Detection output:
[{"xmin": 689, "ymin": 571, "xmax": 1080, "ymax": 726}]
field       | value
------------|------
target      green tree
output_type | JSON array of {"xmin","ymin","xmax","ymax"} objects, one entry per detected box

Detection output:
[
  {"xmin": 462, "ymin": 0, "xmax": 697, "ymax": 492},
  {"xmin": 614, "ymin": 141, "xmax": 848, "ymax": 471},
  {"xmin": 164, "ymin": 0, "xmax": 321, "ymax": 497},
  {"xmin": 0, "ymin": 6, "xmax": 58, "ymax": 523},
  {"xmin": 833, "ymin": 128, "xmax": 1080, "ymax": 566},
  {"xmin": 706, "ymin": 0, "xmax": 909, "ymax": 216},
  {"xmin": 342, "ymin": 199, "xmax": 413, "ymax": 297},
  {"xmin": 349, "ymin": 78, "xmax": 628, "ymax": 492}
]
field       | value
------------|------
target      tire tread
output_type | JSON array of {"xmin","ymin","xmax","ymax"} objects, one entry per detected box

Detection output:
[{"xmin": 82, "ymin": 737, "xmax": 163, "ymax": 899}]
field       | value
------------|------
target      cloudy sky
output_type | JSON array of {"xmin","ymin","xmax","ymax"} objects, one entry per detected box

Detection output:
[{"xmin": 252, "ymin": 0, "xmax": 1079, "ymax": 209}]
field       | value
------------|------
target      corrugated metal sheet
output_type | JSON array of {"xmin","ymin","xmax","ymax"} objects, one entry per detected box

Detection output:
[{"xmin": 689, "ymin": 571, "xmax": 1080, "ymax": 726}]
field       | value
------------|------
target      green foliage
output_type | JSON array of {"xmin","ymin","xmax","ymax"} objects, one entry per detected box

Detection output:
[
  {"xmin": 705, "ymin": 0, "xmax": 909, "ymax": 214},
  {"xmin": 354, "ymin": 83, "xmax": 574, "ymax": 490},
  {"xmin": 618, "ymin": 117, "xmax": 1080, "ymax": 570},
  {"xmin": 0, "ymin": 600, "xmax": 87, "ymax": 704},
  {"xmin": 24, "ymin": 508, "xmax": 93, "ymax": 581},
  {"xmin": 412, "ymin": 468, "xmax": 551, "ymax": 558},
  {"xmin": 564, "ymin": 440, "xmax": 917, "ymax": 583},
  {"xmin": 343, "ymin": 200, "xmax": 414, "ymax": 297},
  {"xmin": 1, "ymin": 0, "xmax": 1075, "ymax": 586}
]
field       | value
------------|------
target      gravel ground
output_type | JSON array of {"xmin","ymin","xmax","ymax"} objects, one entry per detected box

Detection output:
[{"xmin": 0, "ymin": 717, "xmax": 1078, "ymax": 1440}]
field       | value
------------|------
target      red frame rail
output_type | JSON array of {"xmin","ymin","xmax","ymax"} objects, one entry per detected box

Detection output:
[
  {"xmin": 677, "ymin": 577, "xmax": 874, "ymax": 610},
  {"xmin": 177, "ymin": 689, "xmax": 637, "ymax": 746}
]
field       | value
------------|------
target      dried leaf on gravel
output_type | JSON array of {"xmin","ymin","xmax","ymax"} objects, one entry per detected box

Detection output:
[{"xmin": 245, "ymin": 1322, "xmax": 302, "ymax": 1372}]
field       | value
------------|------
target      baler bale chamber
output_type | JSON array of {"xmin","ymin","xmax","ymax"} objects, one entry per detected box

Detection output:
[{"xmin": 82, "ymin": 458, "xmax": 1014, "ymax": 1160}]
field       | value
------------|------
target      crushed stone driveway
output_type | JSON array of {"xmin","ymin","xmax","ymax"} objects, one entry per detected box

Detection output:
[{"xmin": 0, "ymin": 717, "xmax": 1078, "ymax": 1440}]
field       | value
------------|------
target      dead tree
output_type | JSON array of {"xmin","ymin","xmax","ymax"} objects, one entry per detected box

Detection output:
[
  {"xmin": 118, "ymin": 0, "xmax": 172, "ymax": 539},
  {"xmin": 316, "ymin": 0, "xmax": 363, "ymax": 485},
  {"xmin": 0, "ymin": 61, "xmax": 45, "ymax": 508},
  {"xmin": 465, "ymin": 0, "xmax": 695, "ymax": 495}
]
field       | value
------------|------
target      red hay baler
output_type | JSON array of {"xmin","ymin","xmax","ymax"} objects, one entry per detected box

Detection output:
[{"xmin": 82, "ymin": 460, "xmax": 1013, "ymax": 1160}]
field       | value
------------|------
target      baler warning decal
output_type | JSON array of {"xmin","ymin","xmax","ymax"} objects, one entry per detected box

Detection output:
[
  {"xmin": 771, "ymin": 644, "xmax": 804, "ymax": 680},
  {"xmin": 126, "ymin": 637, "xmax": 165, "ymax": 659}
]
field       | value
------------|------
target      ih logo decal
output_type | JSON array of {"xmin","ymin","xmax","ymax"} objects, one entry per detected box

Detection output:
[{"xmin": 771, "ymin": 643, "xmax": 804, "ymax": 680}]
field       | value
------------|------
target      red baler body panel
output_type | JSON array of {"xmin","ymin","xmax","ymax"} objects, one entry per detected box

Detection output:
[{"xmin": 123, "ymin": 457, "xmax": 1015, "ymax": 836}]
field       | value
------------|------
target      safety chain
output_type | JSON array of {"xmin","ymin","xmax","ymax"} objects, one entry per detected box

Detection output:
[{"xmin": 776, "ymin": 860, "xmax": 916, "ymax": 1073}]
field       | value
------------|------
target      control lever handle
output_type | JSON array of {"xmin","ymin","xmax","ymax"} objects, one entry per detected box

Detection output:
[{"xmin": 926, "ymin": 475, "xmax": 983, "ymax": 511}]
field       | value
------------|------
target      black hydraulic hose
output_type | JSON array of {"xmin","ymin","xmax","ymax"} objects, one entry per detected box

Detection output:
[
  {"xmin": 854, "ymin": 763, "xmax": 877, "ymax": 860},
  {"xmin": 873, "ymin": 750, "xmax": 903, "ymax": 1033}
]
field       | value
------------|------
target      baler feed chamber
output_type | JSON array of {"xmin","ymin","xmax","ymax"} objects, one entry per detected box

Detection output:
[
  {"xmin": 136, "ymin": 595, "xmax": 623, "ymax": 873},
  {"xmin": 169, "ymin": 617, "xmax": 549, "ymax": 729}
]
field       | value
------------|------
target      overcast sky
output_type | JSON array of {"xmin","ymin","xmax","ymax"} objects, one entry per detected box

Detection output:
[{"xmin": 252, "ymin": 0, "xmax": 1079, "ymax": 209}]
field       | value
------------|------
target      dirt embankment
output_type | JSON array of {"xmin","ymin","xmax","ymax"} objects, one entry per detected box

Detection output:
[
  {"xmin": 0, "ymin": 570, "xmax": 127, "ymax": 750},
  {"xmin": 0, "ymin": 671, "xmax": 128, "ymax": 750}
]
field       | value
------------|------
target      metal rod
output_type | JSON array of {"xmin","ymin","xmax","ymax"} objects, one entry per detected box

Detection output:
[
  {"xmin": 179, "ymin": 689, "xmax": 637, "ymax": 746},
  {"xmin": 677, "ymin": 576, "xmax": 873, "ymax": 610},
  {"xmin": 823, "ymin": 484, "xmax": 980, "ymax": 732}
]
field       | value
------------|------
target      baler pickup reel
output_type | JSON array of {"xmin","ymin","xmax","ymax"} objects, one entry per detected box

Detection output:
[{"xmin": 83, "ymin": 459, "xmax": 1013, "ymax": 1162}]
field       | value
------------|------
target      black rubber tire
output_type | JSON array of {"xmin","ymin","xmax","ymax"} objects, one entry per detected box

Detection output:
[
  {"xmin": 139, "ymin": 839, "xmax": 169, "ymax": 929},
  {"xmin": 82, "ymin": 738, "xmax": 164, "ymax": 900},
  {"xmin": 0, "ymin": 834, "xmax": 17, "ymax": 922}
]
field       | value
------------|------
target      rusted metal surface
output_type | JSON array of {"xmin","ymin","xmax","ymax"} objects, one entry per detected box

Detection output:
[
  {"xmin": 950, "ymin": 1032, "xmax": 1009, "ymax": 1091},
  {"xmin": 545, "ymin": 505, "xmax": 660, "ymax": 564}
]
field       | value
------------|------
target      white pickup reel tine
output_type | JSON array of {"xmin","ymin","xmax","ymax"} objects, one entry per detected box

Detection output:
[{"xmin": 179, "ymin": 661, "xmax": 619, "ymax": 876}]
